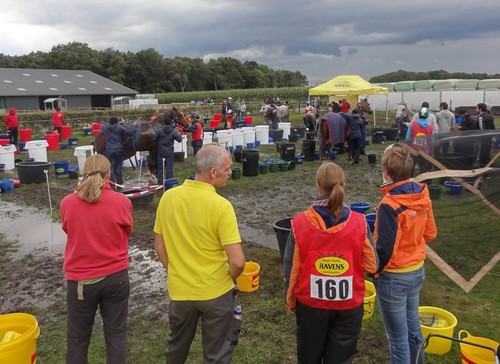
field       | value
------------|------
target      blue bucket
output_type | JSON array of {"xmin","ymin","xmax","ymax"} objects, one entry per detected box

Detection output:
[
  {"xmin": 187, "ymin": 174, "xmax": 195, "ymax": 180},
  {"xmin": 68, "ymin": 137, "xmax": 78, "ymax": 147},
  {"xmin": 60, "ymin": 142, "xmax": 69, "ymax": 150},
  {"xmin": 365, "ymin": 213, "xmax": 376, "ymax": 233},
  {"xmin": 330, "ymin": 150, "xmax": 336, "ymax": 160},
  {"xmin": 254, "ymin": 140, "xmax": 261, "ymax": 147},
  {"xmin": 246, "ymin": 142, "xmax": 254, "ymax": 150},
  {"xmin": 18, "ymin": 142, "xmax": 27, "ymax": 151},
  {"xmin": 350, "ymin": 202, "xmax": 371, "ymax": 214},
  {"xmin": 53, "ymin": 160, "xmax": 69, "ymax": 178},
  {"xmin": 444, "ymin": 181, "xmax": 463, "ymax": 196},
  {"xmin": 164, "ymin": 178, "xmax": 179, "ymax": 190},
  {"xmin": 83, "ymin": 127, "xmax": 92, "ymax": 136}
]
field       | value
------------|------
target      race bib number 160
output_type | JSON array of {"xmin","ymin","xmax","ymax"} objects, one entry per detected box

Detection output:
[{"xmin": 310, "ymin": 274, "xmax": 353, "ymax": 301}]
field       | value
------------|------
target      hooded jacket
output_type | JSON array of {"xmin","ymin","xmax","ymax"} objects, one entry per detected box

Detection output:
[
  {"xmin": 435, "ymin": 110, "xmax": 456, "ymax": 133},
  {"xmin": 154, "ymin": 124, "xmax": 182, "ymax": 156},
  {"xmin": 4, "ymin": 108, "xmax": 19, "ymax": 128},
  {"xmin": 373, "ymin": 180, "xmax": 437, "ymax": 276}
]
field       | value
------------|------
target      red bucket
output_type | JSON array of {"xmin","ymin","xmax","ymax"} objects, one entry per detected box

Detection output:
[
  {"xmin": 45, "ymin": 133, "xmax": 60, "ymax": 151},
  {"xmin": 243, "ymin": 116, "xmax": 253, "ymax": 126},
  {"xmin": 61, "ymin": 125, "xmax": 72, "ymax": 139},
  {"xmin": 19, "ymin": 129, "xmax": 32, "ymax": 142},
  {"xmin": 213, "ymin": 113, "xmax": 222, "ymax": 121},
  {"xmin": 209, "ymin": 120, "xmax": 220, "ymax": 128},
  {"xmin": 92, "ymin": 122, "xmax": 102, "ymax": 136}
]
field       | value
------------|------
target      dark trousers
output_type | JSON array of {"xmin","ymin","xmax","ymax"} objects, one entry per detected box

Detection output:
[
  {"xmin": 54, "ymin": 126, "xmax": 62, "ymax": 141},
  {"xmin": 166, "ymin": 289, "xmax": 236, "ymax": 364},
  {"xmin": 106, "ymin": 148, "xmax": 123, "ymax": 186},
  {"xmin": 192, "ymin": 140, "xmax": 203, "ymax": 157},
  {"xmin": 8, "ymin": 127, "xmax": 18, "ymax": 146},
  {"xmin": 348, "ymin": 135, "xmax": 363, "ymax": 163},
  {"xmin": 157, "ymin": 153, "xmax": 174, "ymax": 183},
  {"xmin": 66, "ymin": 269, "xmax": 130, "ymax": 364},
  {"xmin": 296, "ymin": 300, "xmax": 363, "ymax": 364}
]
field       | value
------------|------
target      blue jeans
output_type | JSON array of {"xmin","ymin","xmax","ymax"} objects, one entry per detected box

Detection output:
[{"xmin": 374, "ymin": 266, "xmax": 425, "ymax": 364}]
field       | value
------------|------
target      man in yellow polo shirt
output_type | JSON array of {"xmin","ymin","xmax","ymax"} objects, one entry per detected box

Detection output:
[{"xmin": 154, "ymin": 144, "xmax": 246, "ymax": 364}]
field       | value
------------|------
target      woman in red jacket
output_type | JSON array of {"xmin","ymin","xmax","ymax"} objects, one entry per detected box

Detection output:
[
  {"xmin": 60, "ymin": 154, "xmax": 133, "ymax": 364},
  {"xmin": 284, "ymin": 161, "xmax": 378, "ymax": 364},
  {"xmin": 4, "ymin": 107, "xmax": 19, "ymax": 146}
]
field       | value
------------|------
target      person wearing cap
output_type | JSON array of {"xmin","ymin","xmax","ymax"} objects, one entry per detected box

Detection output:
[
  {"xmin": 183, "ymin": 112, "xmax": 204, "ymax": 157},
  {"xmin": 225, "ymin": 110, "xmax": 235, "ymax": 129},
  {"xmin": 412, "ymin": 101, "xmax": 438, "ymax": 134},
  {"xmin": 406, "ymin": 107, "xmax": 435, "ymax": 173},
  {"xmin": 4, "ymin": 107, "xmax": 19, "ymax": 146}
]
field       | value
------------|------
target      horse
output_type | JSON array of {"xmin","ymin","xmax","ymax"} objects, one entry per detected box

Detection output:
[
  {"xmin": 123, "ymin": 106, "xmax": 187, "ymax": 178},
  {"xmin": 259, "ymin": 103, "xmax": 289, "ymax": 129},
  {"xmin": 395, "ymin": 101, "xmax": 412, "ymax": 137},
  {"xmin": 354, "ymin": 98, "xmax": 373, "ymax": 119}
]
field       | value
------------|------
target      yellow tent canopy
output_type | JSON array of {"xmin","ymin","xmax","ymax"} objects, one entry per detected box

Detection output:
[{"xmin": 308, "ymin": 75, "xmax": 389, "ymax": 96}]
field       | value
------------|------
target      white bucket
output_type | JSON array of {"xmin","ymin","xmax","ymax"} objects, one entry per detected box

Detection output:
[
  {"xmin": 203, "ymin": 132, "xmax": 213, "ymax": 145},
  {"xmin": 73, "ymin": 145, "xmax": 95, "ymax": 174},
  {"xmin": 231, "ymin": 129, "xmax": 245, "ymax": 147},
  {"xmin": 25, "ymin": 140, "xmax": 48, "ymax": 162},
  {"xmin": 0, "ymin": 144, "xmax": 17, "ymax": 170},
  {"xmin": 255, "ymin": 125, "xmax": 270, "ymax": 145},
  {"xmin": 242, "ymin": 127, "xmax": 256, "ymax": 145},
  {"xmin": 216, "ymin": 129, "xmax": 232, "ymax": 148},
  {"xmin": 174, "ymin": 135, "xmax": 188, "ymax": 158},
  {"xmin": 278, "ymin": 122, "xmax": 291, "ymax": 140}
]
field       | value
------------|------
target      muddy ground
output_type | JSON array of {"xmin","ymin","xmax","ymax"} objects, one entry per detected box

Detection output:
[{"xmin": 0, "ymin": 149, "xmax": 384, "ymax": 319}]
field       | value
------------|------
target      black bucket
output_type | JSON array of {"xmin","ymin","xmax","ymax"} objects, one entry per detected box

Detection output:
[
  {"xmin": 174, "ymin": 152, "xmax": 185, "ymax": 162},
  {"xmin": 306, "ymin": 131, "xmax": 316, "ymax": 140},
  {"xmin": 302, "ymin": 140, "xmax": 316, "ymax": 161},
  {"xmin": 435, "ymin": 153, "xmax": 475, "ymax": 170},
  {"xmin": 372, "ymin": 130, "xmax": 384, "ymax": 144},
  {"xmin": 382, "ymin": 128, "xmax": 399, "ymax": 141},
  {"xmin": 280, "ymin": 143, "xmax": 296, "ymax": 161},
  {"xmin": 292, "ymin": 126, "xmax": 306, "ymax": 138},
  {"xmin": 16, "ymin": 161, "xmax": 51, "ymax": 184},
  {"xmin": 269, "ymin": 129, "xmax": 284, "ymax": 143},
  {"xmin": 242, "ymin": 150, "xmax": 259, "ymax": 176},
  {"xmin": 233, "ymin": 149, "xmax": 242, "ymax": 163},
  {"xmin": 335, "ymin": 142, "xmax": 345, "ymax": 154},
  {"xmin": 272, "ymin": 217, "xmax": 293, "ymax": 262}
]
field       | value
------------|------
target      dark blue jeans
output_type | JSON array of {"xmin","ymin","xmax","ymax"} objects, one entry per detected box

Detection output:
[
  {"xmin": 106, "ymin": 148, "xmax": 123, "ymax": 186},
  {"xmin": 157, "ymin": 153, "xmax": 174, "ymax": 184}
]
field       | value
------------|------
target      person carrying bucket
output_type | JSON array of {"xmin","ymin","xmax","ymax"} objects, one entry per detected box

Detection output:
[
  {"xmin": 154, "ymin": 144, "xmax": 246, "ymax": 363},
  {"xmin": 372, "ymin": 144, "xmax": 437, "ymax": 364},
  {"xmin": 60, "ymin": 154, "xmax": 133, "ymax": 364},
  {"xmin": 283, "ymin": 161, "xmax": 378, "ymax": 364}
]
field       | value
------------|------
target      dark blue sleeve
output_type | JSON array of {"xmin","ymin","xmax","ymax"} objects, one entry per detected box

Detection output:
[
  {"xmin": 375, "ymin": 203, "xmax": 398, "ymax": 274},
  {"xmin": 283, "ymin": 230, "xmax": 296, "ymax": 304}
]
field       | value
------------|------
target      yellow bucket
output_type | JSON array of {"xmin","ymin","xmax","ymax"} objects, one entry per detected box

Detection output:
[
  {"xmin": 363, "ymin": 280, "xmax": 376, "ymax": 320},
  {"xmin": 0, "ymin": 313, "xmax": 40, "ymax": 364},
  {"xmin": 236, "ymin": 261, "xmax": 260, "ymax": 292},
  {"xmin": 459, "ymin": 330, "xmax": 498, "ymax": 364},
  {"xmin": 419, "ymin": 306, "xmax": 458, "ymax": 355}
]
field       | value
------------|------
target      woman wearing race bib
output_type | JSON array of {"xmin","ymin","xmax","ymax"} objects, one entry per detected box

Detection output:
[{"xmin": 284, "ymin": 161, "xmax": 378, "ymax": 364}]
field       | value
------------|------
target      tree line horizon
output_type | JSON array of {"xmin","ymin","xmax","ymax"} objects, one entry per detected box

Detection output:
[{"xmin": 1, "ymin": 42, "xmax": 498, "ymax": 94}]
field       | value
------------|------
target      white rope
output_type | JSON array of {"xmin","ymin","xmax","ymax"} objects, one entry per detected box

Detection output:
[
  {"xmin": 44, "ymin": 169, "xmax": 54, "ymax": 251},
  {"xmin": 162, "ymin": 157, "xmax": 166, "ymax": 194}
]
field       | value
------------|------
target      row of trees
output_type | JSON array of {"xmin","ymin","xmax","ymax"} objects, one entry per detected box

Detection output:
[
  {"xmin": 369, "ymin": 69, "xmax": 500, "ymax": 83},
  {"xmin": 0, "ymin": 42, "xmax": 308, "ymax": 94}
]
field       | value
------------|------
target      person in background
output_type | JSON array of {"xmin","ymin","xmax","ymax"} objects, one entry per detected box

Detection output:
[
  {"xmin": 304, "ymin": 101, "xmax": 314, "ymax": 114},
  {"xmin": 284, "ymin": 161, "xmax": 378, "ymax": 364},
  {"xmin": 435, "ymin": 102, "xmax": 455, "ymax": 154},
  {"xmin": 60, "ymin": 154, "xmax": 133, "ymax": 364},
  {"xmin": 373, "ymin": 144, "xmax": 437, "ymax": 364},
  {"xmin": 154, "ymin": 144, "xmax": 245, "ymax": 363},
  {"xmin": 239, "ymin": 100, "xmax": 247, "ymax": 119},
  {"xmin": 406, "ymin": 107, "xmax": 435, "ymax": 173},
  {"xmin": 340, "ymin": 98, "xmax": 351, "ymax": 113},
  {"xmin": 153, "ymin": 117, "xmax": 183, "ymax": 184},
  {"xmin": 225, "ymin": 109, "xmax": 236, "ymax": 129},
  {"xmin": 342, "ymin": 109, "xmax": 365, "ymax": 164},
  {"xmin": 52, "ymin": 107, "xmax": 65, "ymax": 141},
  {"xmin": 183, "ymin": 112, "xmax": 204, "ymax": 157},
  {"xmin": 235, "ymin": 98, "xmax": 242, "ymax": 120},
  {"xmin": 4, "ymin": 107, "xmax": 19, "ymax": 146},
  {"xmin": 100, "ymin": 117, "xmax": 136, "ymax": 189},
  {"xmin": 412, "ymin": 101, "xmax": 437, "ymax": 134},
  {"xmin": 476, "ymin": 102, "xmax": 496, "ymax": 167},
  {"xmin": 303, "ymin": 113, "xmax": 316, "ymax": 132},
  {"xmin": 222, "ymin": 97, "xmax": 233, "ymax": 126}
]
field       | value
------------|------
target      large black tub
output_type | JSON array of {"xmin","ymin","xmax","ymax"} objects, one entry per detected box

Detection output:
[
  {"xmin": 16, "ymin": 161, "xmax": 52, "ymax": 184},
  {"xmin": 435, "ymin": 153, "xmax": 476, "ymax": 170}
]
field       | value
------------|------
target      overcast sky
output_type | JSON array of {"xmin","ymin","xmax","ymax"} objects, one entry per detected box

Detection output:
[{"xmin": 2, "ymin": 0, "xmax": 500, "ymax": 84}]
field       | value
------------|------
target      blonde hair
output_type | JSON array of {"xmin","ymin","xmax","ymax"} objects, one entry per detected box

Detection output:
[
  {"xmin": 316, "ymin": 161, "xmax": 345, "ymax": 220},
  {"xmin": 381, "ymin": 144, "xmax": 413, "ymax": 181},
  {"xmin": 76, "ymin": 154, "xmax": 110, "ymax": 203}
]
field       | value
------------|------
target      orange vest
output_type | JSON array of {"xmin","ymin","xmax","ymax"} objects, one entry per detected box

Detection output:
[{"xmin": 291, "ymin": 209, "xmax": 366, "ymax": 310}]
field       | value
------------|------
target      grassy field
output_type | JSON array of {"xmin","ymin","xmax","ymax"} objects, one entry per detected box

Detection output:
[{"xmin": 0, "ymin": 110, "xmax": 498, "ymax": 363}]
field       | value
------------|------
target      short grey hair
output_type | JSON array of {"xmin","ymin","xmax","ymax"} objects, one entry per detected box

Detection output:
[{"xmin": 193, "ymin": 144, "xmax": 228, "ymax": 173}]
